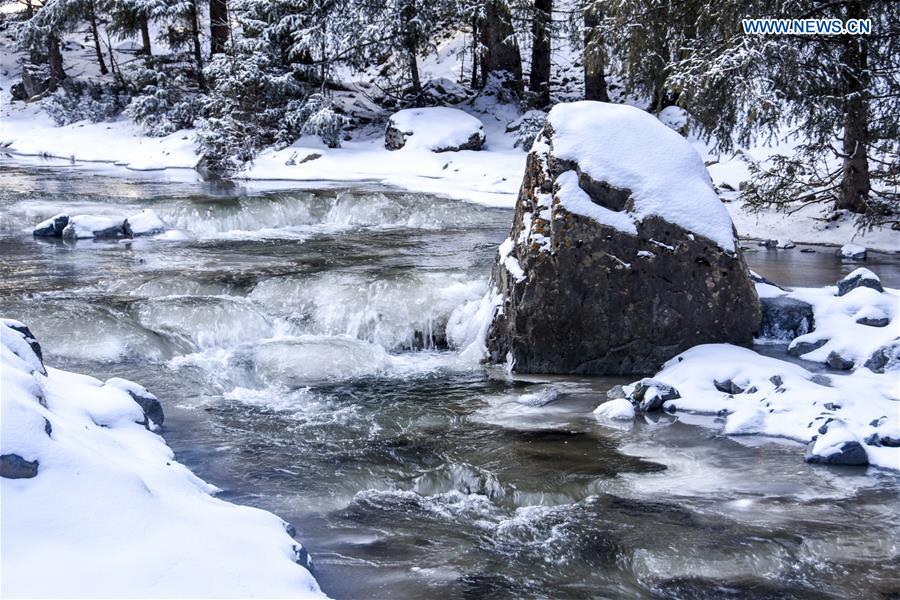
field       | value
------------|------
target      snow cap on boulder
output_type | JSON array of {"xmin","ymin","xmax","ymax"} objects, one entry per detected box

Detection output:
[
  {"xmin": 544, "ymin": 101, "xmax": 735, "ymax": 251},
  {"xmin": 385, "ymin": 107, "xmax": 485, "ymax": 152}
]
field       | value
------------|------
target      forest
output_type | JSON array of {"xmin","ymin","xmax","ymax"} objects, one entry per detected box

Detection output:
[{"xmin": 3, "ymin": 0, "xmax": 898, "ymax": 226}]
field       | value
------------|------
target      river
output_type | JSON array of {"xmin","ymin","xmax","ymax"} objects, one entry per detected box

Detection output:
[{"xmin": 1, "ymin": 159, "xmax": 898, "ymax": 599}]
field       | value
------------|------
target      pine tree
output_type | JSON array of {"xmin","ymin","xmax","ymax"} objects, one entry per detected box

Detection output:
[
  {"xmin": 209, "ymin": 0, "xmax": 229, "ymax": 55},
  {"xmin": 669, "ymin": 0, "xmax": 899, "ymax": 224},
  {"xmin": 580, "ymin": 1, "xmax": 608, "ymax": 101},
  {"xmin": 528, "ymin": 0, "xmax": 552, "ymax": 107}
]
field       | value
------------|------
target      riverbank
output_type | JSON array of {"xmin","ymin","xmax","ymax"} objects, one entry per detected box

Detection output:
[
  {"xmin": 3, "ymin": 75, "xmax": 898, "ymax": 250},
  {"xmin": 1, "ymin": 319, "xmax": 326, "ymax": 598}
]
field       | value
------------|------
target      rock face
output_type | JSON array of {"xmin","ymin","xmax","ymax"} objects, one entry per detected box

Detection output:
[
  {"xmin": 485, "ymin": 102, "xmax": 760, "ymax": 375},
  {"xmin": 385, "ymin": 107, "xmax": 485, "ymax": 152}
]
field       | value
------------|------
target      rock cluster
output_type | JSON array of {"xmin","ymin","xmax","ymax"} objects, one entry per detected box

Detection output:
[{"xmin": 32, "ymin": 209, "xmax": 166, "ymax": 240}]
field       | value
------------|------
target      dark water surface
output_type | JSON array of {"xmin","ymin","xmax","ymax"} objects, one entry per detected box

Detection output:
[{"xmin": 1, "ymin": 159, "xmax": 898, "ymax": 599}]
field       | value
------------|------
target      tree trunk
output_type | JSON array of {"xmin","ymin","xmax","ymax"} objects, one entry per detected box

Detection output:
[
  {"xmin": 583, "ymin": 8, "xmax": 608, "ymax": 101},
  {"xmin": 401, "ymin": 1, "xmax": 422, "ymax": 101},
  {"xmin": 88, "ymin": 2, "xmax": 108, "ymax": 75},
  {"xmin": 209, "ymin": 0, "xmax": 229, "ymax": 55},
  {"xmin": 479, "ymin": 0, "xmax": 523, "ymax": 93},
  {"xmin": 139, "ymin": 16, "xmax": 152, "ymax": 56},
  {"xmin": 470, "ymin": 18, "xmax": 479, "ymax": 87},
  {"xmin": 528, "ymin": 0, "xmax": 552, "ymax": 107},
  {"xmin": 188, "ymin": 0, "xmax": 205, "ymax": 89},
  {"xmin": 25, "ymin": 0, "xmax": 34, "ymax": 19},
  {"xmin": 47, "ymin": 36, "xmax": 65, "ymax": 91},
  {"xmin": 837, "ymin": 0, "xmax": 870, "ymax": 214}
]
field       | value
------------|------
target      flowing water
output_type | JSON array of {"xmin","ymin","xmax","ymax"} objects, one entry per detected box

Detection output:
[{"xmin": 1, "ymin": 158, "xmax": 898, "ymax": 599}]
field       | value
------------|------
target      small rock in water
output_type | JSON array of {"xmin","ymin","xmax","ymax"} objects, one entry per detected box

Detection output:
[
  {"xmin": 759, "ymin": 239, "xmax": 778, "ymax": 248},
  {"xmin": 838, "ymin": 244, "xmax": 866, "ymax": 260},
  {"xmin": 606, "ymin": 384, "xmax": 627, "ymax": 400},
  {"xmin": 837, "ymin": 267, "xmax": 883, "ymax": 296},
  {"xmin": 776, "ymin": 239, "xmax": 795, "ymax": 249},
  {"xmin": 32, "ymin": 213, "xmax": 69, "ymax": 237},
  {"xmin": 516, "ymin": 387, "xmax": 561, "ymax": 407},
  {"xmin": 593, "ymin": 398, "xmax": 635, "ymax": 421},
  {"xmin": 628, "ymin": 379, "xmax": 680, "ymax": 412},
  {"xmin": 759, "ymin": 296, "xmax": 815, "ymax": 341},
  {"xmin": 799, "ymin": 248, "xmax": 816, "ymax": 253},
  {"xmin": 804, "ymin": 440, "xmax": 868, "ymax": 466},
  {"xmin": 788, "ymin": 338, "xmax": 828, "ymax": 357}
]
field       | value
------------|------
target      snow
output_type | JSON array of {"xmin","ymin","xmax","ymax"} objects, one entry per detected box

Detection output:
[
  {"xmin": 127, "ymin": 209, "xmax": 167, "ymax": 235},
  {"xmin": 608, "ymin": 344, "xmax": 899, "ymax": 471},
  {"xmin": 545, "ymin": 101, "xmax": 736, "ymax": 251},
  {"xmin": 498, "ymin": 238, "xmax": 526, "ymax": 282},
  {"xmin": 0, "ymin": 98, "xmax": 199, "ymax": 171},
  {"xmin": 840, "ymin": 243, "xmax": 867, "ymax": 259},
  {"xmin": 63, "ymin": 214, "xmax": 126, "ymax": 238},
  {"xmin": 593, "ymin": 398, "xmax": 636, "ymax": 421},
  {"xmin": 554, "ymin": 170, "xmax": 638, "ymax": 235},
  {"xmin": 387, "ymin": 107, "xmax": 485, "ymax": 152},
  {"xmin": 0, "ymin": 320, "xmax": 326, "ymax": 598}
]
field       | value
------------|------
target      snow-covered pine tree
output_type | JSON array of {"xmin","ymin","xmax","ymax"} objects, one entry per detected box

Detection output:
[
  {"xmin": 329, "ymin": 0, "xmax": 460, "ymax": 104},
  {"xmin": 460, "ymin": 0, "xmax": 523, "ymax": 95},
  {"xmin": 669, "ymin": 0, "xmax": 899, "ymax": 225}
]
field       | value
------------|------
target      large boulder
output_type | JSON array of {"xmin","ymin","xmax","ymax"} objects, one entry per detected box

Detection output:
[
  {"xmin": 485, "ymin": 102, "xmax": 760, "ymax": 375},
  {"xmin": 385, "ymin": 107, "xmax": 485, "ymax": 152}
]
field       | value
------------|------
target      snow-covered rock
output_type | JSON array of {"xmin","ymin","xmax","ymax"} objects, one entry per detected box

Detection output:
[
  {"xmin": 864, "ymin": 339, "xmax": 900, "ymax": 373},
  {"xmin": 0, "ymin": 319, "xmax": 326, "ymax": 598},
  {"xmin": 385, "ymin": 107, "xmax": 485, "ymax": 152},
  {"xmin": 593, "ymin": 398, "xmax": 635, "ymax": 421},
  {"xmin": 839, "ymin": 243, "xmax": 867, "ymax": 260},
  {"xmin": 125, "ymin": 209, "xmax": 167, "ymax": 236},
  {"xmin": 32, "ymin": 210, "xmax": 167, "ymax": 239},
  {"xmin": 804, "ymin": 423, "xmax": 868, "ymax": 466},
  {"xmin": 837, "ymin": 267, "xmax": 884, "ymax": 296},
  {"xmin": 62, "ymin": 214, "xmax": 128, "ymax": 239},
  {"xmin": 606, "ymin": 343, "xmax": 898, "ymax": 470},
  {"xmin": 485, "ymin": 101, "xmax": 760, "ymax": 375},
  {"xmin": 32, "ymin": 213, "xmax": 70, "ymax": 237}
]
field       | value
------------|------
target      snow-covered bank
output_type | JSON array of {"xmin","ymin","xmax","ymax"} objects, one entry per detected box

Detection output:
[
  {"xmin": 1, "ymin": 319, "xmax": 326, "ymax": 598},
  {"xmin": 596, "ymin": 344, "xmax": 899, "ymax": 471},
  {"xmin": 593, "ymin": 270, "xmax": 900, "ymax": 471}
]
